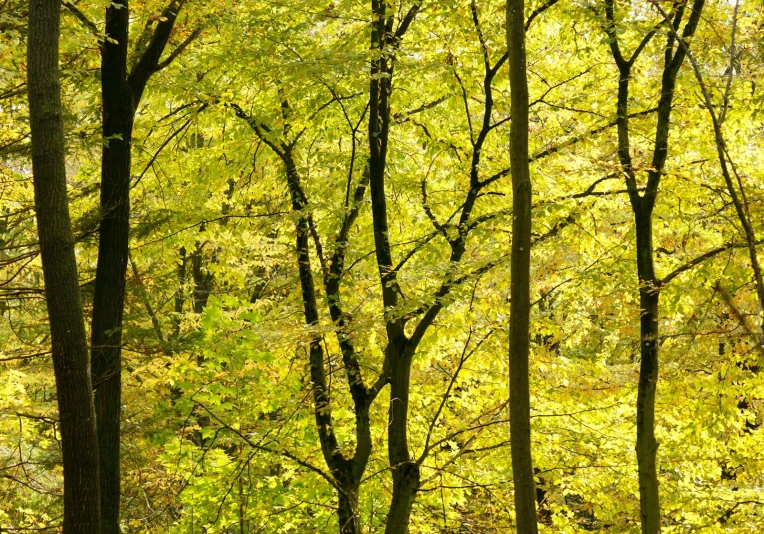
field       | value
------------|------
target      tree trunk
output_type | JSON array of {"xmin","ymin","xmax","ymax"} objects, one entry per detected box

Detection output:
[
  {"xmin": 336, "ymin": 478, "xmax": 362, "ymax": 534},
  {"xmin": 384, "ymin": 344, "xmax": 419, "ymax": 534},
  {"xmin": 90, "ymin": 3, "xmax": 189, "ymax": 529},
  {"xmin": 506, "ymin": 0, "xmax": 538, "ymax": 532},
  {"xmin": 601, "ymin": 2, "xmax": 706, "ymax": 530},
  {"xmin": 91, "ymin": 3, "xmax": 132, "ymax": 532},
  {"xmin": 635, "ymin": 209, "xmax": 661, "ymax": 534},
  {"xmin": 26, "ymin": 1, "xmax": 101, "ymax": 531}
]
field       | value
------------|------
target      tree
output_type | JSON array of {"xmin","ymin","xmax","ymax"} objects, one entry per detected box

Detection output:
[
  {"xmin": 506, "ymin": 0, "xmax": 538, "ymax": 531},
  {"xmin": 64, "ymin": 2, "xmax": 198, "ymax": 529},
  {"xmin": 600, "ymin": 0, "xmax": 705, "ymax": 530},
  {"xmin": 5, "ymin": 0, "xmax": 764, "ymax": 531},
  {"xmin": 26, "ymin": 0, "xmax": 100, "ymax": 531}
]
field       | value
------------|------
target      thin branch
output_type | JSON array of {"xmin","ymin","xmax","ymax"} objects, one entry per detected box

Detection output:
[
  {"xmin": 63, "ymin": 1, "xmax": 100, "ymax": 39},
  {"xmin": 719, "ymin": 0, "xmax": 740, "ymax": 125},
  {"xmin": 661, "ymin": 241, "xmax": 761, "ymax": 286},
  {"xmin": 525, "ymin": 0, "xmax": 559, "ymax": 31},
  {"xmin": 128, "ymin": 251, "xmax": 165, "ymax": 343},
  {"xmin": 394, "ymin": 95, "xmax": 451, "ymax": 123},
  {"xmin": 393, "ymin": 1, "xmax": 422, "ymax": 42},
  {"xmin": 132, "ymin": 106, "xmax": 203, "ymax": 189},
  {"xmin": 194, "ymin": 401, "xmax": 338, "ymax": 490},
  {"xmin": 155, "ymin": 26, "xmax": 204, "ymax": 71}
]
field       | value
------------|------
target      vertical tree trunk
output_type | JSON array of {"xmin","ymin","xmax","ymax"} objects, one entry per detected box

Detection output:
[
  {"xmin": 601, "ymin": 2, "xmax": 706, "ymax": 531},
  {"xmin": 232, "ymin": 101, "xmax": 381, "ymax": 534},
  {"xmin": 90, "ymin": 4, "xmax": 190, "ymax": 530},
  {"xmin": 336, "ymin": 477, "xmax": 362, "ymax": 534},
  {"xmin": 384, "ymin": 343, "xmax": 419, "ymax": 534},
  {"xmin": 91, "ymin": 3, "xmax": 132, "ymax": 532},
  {"xmin": 285, "ymin": 157, "xmax": 365, "ymax": 534},
  {"xmin": 26, "ymin": 0, "xmax": 101, "ymax": 531},
  {"xmin": 366, "ymin": 2, "xmax": 424, "ymax": 530},
  {"xmin": 634, "ymin": 209, "xmax": 661, "ymax": 533},
  {"xmin": 506, "ymin": 0, "xmax": 538, "ymax": 532}
]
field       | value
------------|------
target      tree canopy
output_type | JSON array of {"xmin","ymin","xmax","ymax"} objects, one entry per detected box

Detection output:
[{"xmin": 2, "ymin": 0, "xmax": 764, "ymax": 532}]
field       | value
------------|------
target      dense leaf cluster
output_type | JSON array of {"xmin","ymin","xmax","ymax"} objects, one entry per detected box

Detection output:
[{"xmin": 2, "ymin": 0, "xmax": 763, "ymax": 532}]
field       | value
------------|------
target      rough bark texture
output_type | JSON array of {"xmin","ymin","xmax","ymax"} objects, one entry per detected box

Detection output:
[
  {"xmin": 506, "ymin": 0, "xmax": 538, "ymax": 531},
  {"xmin": 27, "ymin": 1, "xmax": 101, "ymax": 531},
  {"xmin": 603, "ymin": 1, "xmax": 705, "ymax": 531}
]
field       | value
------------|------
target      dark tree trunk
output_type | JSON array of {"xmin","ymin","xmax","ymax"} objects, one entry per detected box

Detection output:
[
  {"xmin": 602, "ymin": 1, "xmax": 705, "ymax": 531},
  {"xmin": 367, "ymin": 27, "xmax": 423, "ymax": 521},
  {"xmin": 26, "ymin": 0, "xmax": 101, "ymax": 531},
  {"xmin": 191, "ymin": 243, "xmax": 215, "ymax": 313},
  {"xmin": 91, "ymin": 4, "xmax": 132, "ymax": 532},
  {"xmin": 506, "ymin": 0, "xmax": 538, "ymax": 531},
  {"xmin": 232, "ymin": 100, "xmax": 381, "ymax": 534},
  {"xmin": 91, "ymin": 3, "xmax": 189, "ymax": 530},
  {"xmin": 285, "ymin": 156, "xmax": 369, "ymax": 534},
  {"xmin": 365, "ymin": 3, "xmax": 424, "ymax": 531},
  {"xmin": 336, "ymin": 492, "xmax": 359, "ymax": 534},
  {"xmin": 383, "ymin": 343, "xmax": 419, "ymax": 534},
  {"xmin": 335, "ymin": 468, "xmax": 363, "ymax": 534},
  {"xmin": 635, "ymin": 209, "xmax": 661, "ymax": 534}
]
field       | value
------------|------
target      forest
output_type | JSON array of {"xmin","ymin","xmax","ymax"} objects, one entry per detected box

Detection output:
[{"xmin": 2, "ymin": 0, "xmax": 764, "ymax": 532}]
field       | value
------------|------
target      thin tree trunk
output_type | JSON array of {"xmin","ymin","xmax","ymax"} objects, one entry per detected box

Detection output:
[
  {"xmin": 658, "ymin": 0, "xmax": 764, "ymax": 339},
  {"xmin": 635, "ymin": 209, "xmax": 661, "ymax": 534},
  {"xmin": 506, "ymin": 0, "xmax": 538, "ymax": 531},
  {"xmin": 91, "ymin": 4, "xmax": 132, "ymax": 532},
  {"xmin": 232, "ymin": 101, "xmax": 381, "ymax": 534},
  {"xmin": 602, "ymin": 1, "xmax": 705, "ymax": 531},
  {"xmin": 26, "ymin": 0, "xmax": 101, "ymax": 531},
  {"xmin": 365, "ymin": 3, "xmax": 424, "ymax": 531},
  {"xmin": 90, "ymin": 3, "xmax": 191, "ymax": 530}
]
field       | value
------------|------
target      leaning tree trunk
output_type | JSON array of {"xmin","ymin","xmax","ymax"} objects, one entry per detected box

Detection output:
[
  {"xmin": 506, "ymin": 0, "xmax": 539, "ymax": 531},
  {"xmin": 26, "ymin": 0, "xmax": 101, "ymax": 531}
]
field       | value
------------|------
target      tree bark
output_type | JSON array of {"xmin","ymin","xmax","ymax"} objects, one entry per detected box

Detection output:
[
  {"xmin": 602, "ymin": 1, "xmax": 705, "ymax": 531},
  {"xmin": 506, "ymin": 0, "xmax": 538, "ymax": 531},
  {"xmin": 365, "ymin": 3, "xmax": 424, "ymax": 532},
  {"xmin": 634, "ymin": 208, "xmax": 661, "ymax": 534},
  {"xmin": 26, "ymin": 0, "xmax": 101, "ymax": 531},
  {"xmin": 231, "ymin": 99, "xmax": 381, "ymax": 534},
  {"xmin": 285, "ymin": 157, "xmax": 366, "ymax": 534},
  {"xmin": 91, "ymin": 4, "xmax": 132, "ymax": 532},
  {"xmin": 91, "ymin": 3, "xmax": 189, "ymax": 530},
  {"xmin": 383, "ymin": 342, "xmax": 419, "ymax": 534}
]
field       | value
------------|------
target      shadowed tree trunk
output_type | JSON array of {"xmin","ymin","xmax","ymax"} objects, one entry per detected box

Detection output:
[
  {"xmin": 87, "ymin": 2, "xmax": 194, "ymax": 531},
  {"xmin": 602, "ymin": 1, "xmax": 705, "ymax": 530},
  {"xmin": 506, "ymin": 0, "xmax": 538, "ymax": 531},
  {"xmin": 26, "ymin": 0, "xmax": 101, "ymax": 531},
  {"xmin": 90, "ymin": 4, "xmax": 132, "ymax": 532},
  {"xmin": 366, "ymin": 3, "xmax": 422, "ymax": 532},
  {"xmin": 231, "ymin": 99, "xmax": 384, "ymax": 533}
]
